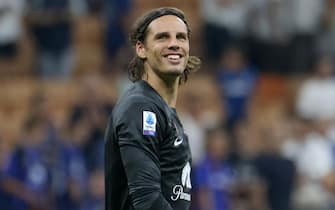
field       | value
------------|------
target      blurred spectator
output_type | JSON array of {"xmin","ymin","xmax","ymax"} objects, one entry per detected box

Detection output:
[
  {"xmin": 194, "ymin": 127, "xmax": 236, "ymax": 210},
  {"xmin": 198, "ymin": 0, "xmax": 250, "ymax": 67},
  {"xmin": 0, "ymin": 134, "xmax": 14, "ymax": 210},
  {"xmin": 180, "ymin": 93, "xmax": 207, "ymax": 166},
  {"xmin": 69, "ymin": 75, "xmax": 113, "ymax": 170},
  {"xmin": 291, "ymin": 119, "xmax": 334, "ymax": 210},
  {"xmin": 246, "ymin": 0, "xmax": 293, "ymax": 72},
  {"xmin": 296, "ymin": 54, "xmax": 335, "ymax": 120},
  {"xmin": 25, "ymin": 90, "xmax": 61, "ymax": 168},
  {"xmin": 282, "ymin": 116, "xmax": 335, "ymax": 210},
  {"xmin": 216, "ymin": 45, "xmax": 258, "ymax": 131},
  {"xmin": 80, "ymin": 169, "xmax": 104, "ymax": 210},
  {"xmin": 103, "ymin": 0, "xmax": 132, "ymax": 73},
  {"xmin": 3, "ymin": 117, "xmax": 54, "ymax": 210},
  {"xmin": 323, "ymin": 169, "xmax": 335, "ymax": 209},
  {"xmin": 252, "ymin": 121, "xmax": 296, "ymax": 210},
  {"xmin": 86, "ymin": 0, "xmax": 103, "ymax": 14},
  {"xmin": 318, "ymin": 0, "xmax": 335, "ymax": 57},
  {"xmin": 0, "ymin": 0, "xmax": 24, "ymax": 60},
  {"xmin": 27, "ymin": 90, "xmax": 55, "ymax": 129},
  {"xmin": 26, "ymin": 0, "xmax": 86, "ymax": 80},
  {"xmin": 55, "ymin": 116, "xmax": 89, "ymax": 210},
  {"xmin": 281, "ymin": 116, "xmax": 312, "ymax": 161},
  {"xmin": 289, "ymin": 0, "xmax": 325, "ymax": 73},
  {"xmin": 233, "ymin": 120, "xmax": 269, "ymax": 210}
]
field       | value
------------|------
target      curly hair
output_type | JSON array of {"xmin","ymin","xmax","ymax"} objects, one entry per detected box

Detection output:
[{"xmin": 127, "ymin": 7, "xmax": 201, "ymax": 84}]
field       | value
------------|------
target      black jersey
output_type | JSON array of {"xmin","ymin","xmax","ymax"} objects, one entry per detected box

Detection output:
[{"xmin": 105, "ymin": 80, "xmax": 192, "ymax": 210}]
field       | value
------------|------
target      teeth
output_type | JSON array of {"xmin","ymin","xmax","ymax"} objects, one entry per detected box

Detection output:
[{"xmin": 167, "ymin": 55, "xmax": 180, "ymax": 59}]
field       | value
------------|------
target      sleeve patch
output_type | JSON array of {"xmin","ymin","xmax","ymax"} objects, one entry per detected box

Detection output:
[{"xmin": 143, "ymin": 111, "xmax": 157, "ymax": 136}]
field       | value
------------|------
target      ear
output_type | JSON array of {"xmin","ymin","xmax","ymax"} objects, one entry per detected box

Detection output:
[{"xmin": 135, "ymin": 41, "xmax": 146, "ymax": 59}]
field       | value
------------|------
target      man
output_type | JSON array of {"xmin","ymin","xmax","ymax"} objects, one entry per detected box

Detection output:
[
  {"xmin": 0, "ymin": 0, "xmax": 24, "ymax": 59},
  {"xmin": 104, "ymin": 7, "xmax": 201, "ymax": 210},
  {"xmin": 26, "ymin": 0, "xmax": 86, "ymax": 79}
]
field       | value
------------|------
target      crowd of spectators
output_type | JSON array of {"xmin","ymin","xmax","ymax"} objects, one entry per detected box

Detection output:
[{"xmin": 1, "ymin": 0, "xmax": 335, "ymax": 210}]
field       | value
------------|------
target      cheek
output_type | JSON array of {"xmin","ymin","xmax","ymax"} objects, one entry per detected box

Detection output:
[
  {"xmin": 183, "ymin": 42, "xmax": 190, "ymax": 53},
  {"xmin": 146, "ymin": 46, "xmax": 162, "ymax": 61},
  {"xmin": 148, "ymin": 52, "xmax": 163, "ymax": 66}
]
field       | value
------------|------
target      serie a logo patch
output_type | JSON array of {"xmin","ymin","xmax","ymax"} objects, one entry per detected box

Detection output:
[{"xmin": 143, "ymin": 111, "xmax": 157, "ymax": 136}]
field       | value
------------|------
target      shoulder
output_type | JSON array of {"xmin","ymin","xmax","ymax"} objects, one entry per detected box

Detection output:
[
  {"xmin": 114, "ymin": 94, "xmax": 157, "ymax": 115},
  {"xmin": 115, "ymin": 82, "xmax": 164, "ymax": 112},
  {"xmin": 112, "ymin": 94, "xmax": 166, "ymax": 127}
]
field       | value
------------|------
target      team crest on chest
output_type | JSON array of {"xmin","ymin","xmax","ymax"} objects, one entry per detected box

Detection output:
[{"xmin": 143, "ymin": 111, "xmax": 157, "ymax": 136}]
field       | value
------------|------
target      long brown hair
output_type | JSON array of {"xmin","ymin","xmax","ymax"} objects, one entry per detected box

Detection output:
[{"xmin": 127, "ymin": 7, "xmax": 201, "ymax": 84}]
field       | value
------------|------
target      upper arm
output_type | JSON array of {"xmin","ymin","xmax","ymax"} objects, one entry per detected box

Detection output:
[
  {"xmin": 116, "ymin": 101, "xmax": 165, "ymax": 164},
  {"xmin": 114, "ymin": 101, "xmax": 171, "ymax": 209}
]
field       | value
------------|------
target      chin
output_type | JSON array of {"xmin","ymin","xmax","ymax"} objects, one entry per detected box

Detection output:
[
  {"xmin": 167, "ymin": 69, "xmax": 184, "ymax": 76},
  {"xmin": 167, "ymin": 65, "xmax": 186, "ymax": 73},
  {"xmin": 160, "ymin": 69, "xmax": 184, "ymax": 81}
]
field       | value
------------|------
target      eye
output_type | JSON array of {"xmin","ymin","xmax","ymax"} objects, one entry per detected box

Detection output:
[
  {"xmin": 155, "ymin": 33, "xmax": 169, "ymax": 40},
  {"xmin": 177, "ymin": 33, "xmax": 188, "ymax": 41}
]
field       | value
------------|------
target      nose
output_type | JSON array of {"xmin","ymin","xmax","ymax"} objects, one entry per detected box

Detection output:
[
  {"xmin": 168, "ymin": 38, "xmax": 180, "ymax": 50},
  {"xmin": 168, "ymin": 45, "xmax": 180, "ymax": 51}
]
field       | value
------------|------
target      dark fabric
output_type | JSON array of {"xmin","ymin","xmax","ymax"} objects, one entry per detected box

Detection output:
[
  {"xmin": 29, "ymin": 0, "xmax": 72, "ymax": 52},
  {"xmin": 0, "ymin": 173, "xmax": 14, "ymax": 210},
  {"xmin": 105, "ymin": 80, "xmax": 192, "ymax": 210},
  {"xmin": 104, "ymin": 0, "xmax": 132, "ymax": 59},
  {"xmin": 253, "ymin": 153, "xmax": 296, "ymax": 210},
  {"xmin": 203, "ymin": 22, "xmax": 233, "ymax": 63},
  {"xmin": 105, "ymin": 22, "xmax": 127, "ymax": 58},
  {"xmin": 0, "ymin": 43, "xmax": 18, "ymax": 58},
  {"xmin": 149, "ymin": 194, "xmax": 173, "ymax": 210},
  {"xmin": 70, "ymin": 103, "xmax": 113, "ymax": 171},
  {"xmin": 32, "ymin": 24, "xmax": 71, "ymax": 52},
  {"xmin": 289, "ymin": 34, "xmax": 317, "ymax": 74},
  {"xmin": 245, "ymin": 36, "xmax": 291, "ymax": 73}
]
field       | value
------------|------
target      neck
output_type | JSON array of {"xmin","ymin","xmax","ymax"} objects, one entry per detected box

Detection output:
[{"xmin": 144, "ymin": 73, "xmax": 179, "ymax": 108}]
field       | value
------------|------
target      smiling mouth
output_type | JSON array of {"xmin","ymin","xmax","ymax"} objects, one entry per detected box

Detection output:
[
  {"xmin": 164, "ymin": 54, "xmax": 183, "ymax": 63},
  {"xmin": 169, "ymin": 54, "xmax": 181, "ymax": 59}
]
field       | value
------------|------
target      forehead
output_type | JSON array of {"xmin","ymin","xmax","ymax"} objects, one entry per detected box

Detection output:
[{"xmin": 146, "ymin": 15, "xmax": 188, "ymax": 35}]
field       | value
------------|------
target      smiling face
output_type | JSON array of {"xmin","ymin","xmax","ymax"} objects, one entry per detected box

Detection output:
[{"xmin": 136, "ymin": 15, "xmax": 190, "ymax": 82}]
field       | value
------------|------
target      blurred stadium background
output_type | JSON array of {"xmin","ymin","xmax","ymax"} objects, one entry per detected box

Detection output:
[{"xmin": 1, "ymin": 0, "xmax": 335, "ymax": 210}]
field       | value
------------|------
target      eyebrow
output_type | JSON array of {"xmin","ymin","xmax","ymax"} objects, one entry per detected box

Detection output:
[
  {"xmin": 176, "ymin": 32, "xmax": 188, "ymax": 38},
  {"xmin": 153, "ymin": 31, "xmax": 188, "ymax": 39},
  {"xmin": 154, "ymin": 32, "xmax": 169, "ymax": 39}
]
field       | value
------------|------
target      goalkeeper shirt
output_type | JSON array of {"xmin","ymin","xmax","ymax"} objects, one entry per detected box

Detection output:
[{"xmin": 105, "ymin": 80, "xmax": 192, "ymax": 210}]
